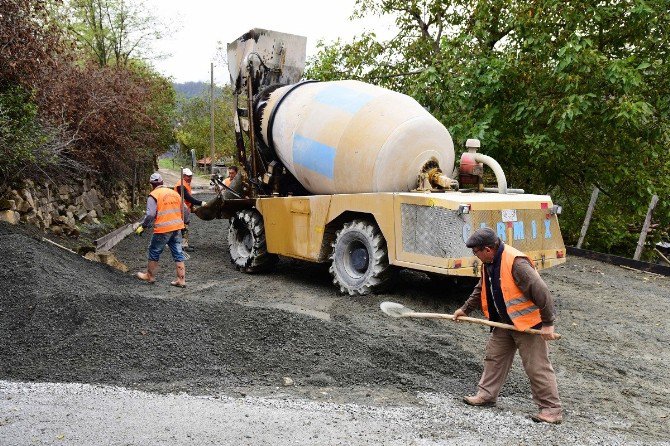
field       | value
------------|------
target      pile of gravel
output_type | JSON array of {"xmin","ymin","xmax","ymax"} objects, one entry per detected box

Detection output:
[{"xmin": 1, "ymin": 222, "xmax": 481, "ymax": 395}]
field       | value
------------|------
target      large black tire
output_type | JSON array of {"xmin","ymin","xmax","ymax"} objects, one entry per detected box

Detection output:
[
  {"xmin": 329, "ymin": 219, "xmax": 391, "ymax": 296},
  {"xmin": 228, "ymin": 209, "xmax": 277, "ymax": 273}
]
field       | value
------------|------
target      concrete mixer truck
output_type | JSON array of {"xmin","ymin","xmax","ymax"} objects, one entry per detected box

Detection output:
[{"xmin": 199, "ymin": 28, "xmax": 566, "ymax": 295}]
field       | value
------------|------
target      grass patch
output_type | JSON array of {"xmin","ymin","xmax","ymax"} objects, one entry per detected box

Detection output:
[{"xmin": 158, "ymin": 157, "xmax": 179, "ymax": 170}]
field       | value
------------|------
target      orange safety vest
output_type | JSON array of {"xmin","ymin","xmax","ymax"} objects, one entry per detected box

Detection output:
[
  {"xmin": 174, "ymin": 179, "xmax": 193, "ymax": 209},
  {"xmin": 480, "ymin": 245, "xmax": 542, "ymax": 331},
  {"xmin": 149, "ymin": 186, "xmax": 185, "ymax": 234}
]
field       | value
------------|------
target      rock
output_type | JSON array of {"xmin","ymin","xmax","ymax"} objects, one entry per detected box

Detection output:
[
  {"xmin": 22, "ymin": 211, "xmax": 38, "ymax": 225},
  {"xmin": 21, "ymin": 189, "xmax": 35, "ymax": 209},
  {"xmin": 94, "ymin": 251, "xmax": 129, "ymax": 272},
  {"xmin": 12, "ymin": 194, "xmax": 25, "ymax": 210},
  {"xmin": 18, "ymin": 199, "xmax": 32, "ymax": 213},
  {"xmin": 64, "ymin": 224, "xmax": 80, "ymax": 237},
  {"xmin": 81, "ymin": 189, "xmax": 103, "ymax": 215},
  {"xmin": 117, "ymin": 196, "xmax": 131, "ymax": 213},
  {"xmin": 282, "ymin": 377, "xmax": 294, "ymax": 387},
  {"xmin": 0, "ymin": 199, "xmax": 16, "ymax": 211},
  {"xmin": 0, "ymin": 210, "xmax": 20, "ymax": 225}
]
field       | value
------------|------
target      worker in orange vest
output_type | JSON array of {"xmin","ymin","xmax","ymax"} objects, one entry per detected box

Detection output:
[
  {"xmin": 453, "ymin": 227, "xmax": 562, "ymax": 424},
  {"xmin": 135, "ymin": 172, "xmax": 188, "ymax": 287},
  {"xmin": 223, "ymin": 165, "xmax": 238, "ymax": 187},
  {"xmin": 174, "ymin": 168, "xmax": 206, "ymax": 252}
]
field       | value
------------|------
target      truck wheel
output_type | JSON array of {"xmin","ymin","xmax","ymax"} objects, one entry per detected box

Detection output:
[
  {"xmin": 330, "ymin": 219, "xmax": 391, "ymax": 295},
  {"xmin": 228, "ymin": 209, "xmax": 277, "ymax": 273}
]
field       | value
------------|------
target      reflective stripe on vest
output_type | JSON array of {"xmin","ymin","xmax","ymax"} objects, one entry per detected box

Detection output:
[
  {"xmin": 149, "ymin": 186, "xmax": 185, "ymax": 234},
  {"xmin": 174, "ymin": 179, "xmax": 193, "ymax": 208},
  {"xmin": 480, "ymin": 245, "xmax": 542, "ymax": 331}
]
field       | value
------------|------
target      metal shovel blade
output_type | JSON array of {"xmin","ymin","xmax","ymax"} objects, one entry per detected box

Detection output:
[{"xmin": 379, "ymin": 301, "xmax": 415, "ymax": 318}]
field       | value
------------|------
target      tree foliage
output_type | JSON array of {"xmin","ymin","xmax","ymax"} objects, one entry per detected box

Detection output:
[
  {"xmin": 307, "ymin": 0, "xmax": 670, "ymax": 256},
  {"xmin": 63, "ymin": 0, "xmax": 164, "ymax": 67},
  {"xmin": 174, "ymin": 86, "xmax": 237, "ymax": 162},
  {"xmin": 1, "ymin": 0, "xmax": 176, "ymax": 190}
]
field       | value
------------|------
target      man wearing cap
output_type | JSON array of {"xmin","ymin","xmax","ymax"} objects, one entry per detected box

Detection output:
[
  {"xmin": 174, "ymin": 168, "xmax": 206, "ymax": 252},
  {"xmin": 453, "ymin": 227, "xmax": 562, "ymax": 424},
  {"xmin": 223, "ymin": 165, "xmax": 238, "ymax": 187},
  {"xmin": 135, "ymin": 172, "xmax": 188, "ymax": 287}
]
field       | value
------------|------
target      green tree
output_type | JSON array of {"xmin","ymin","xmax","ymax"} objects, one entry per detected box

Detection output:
[
  {"xmin": 64, "ymin": 0, "xmax": 164, "ymax": 67},
  {"xmin": 174, "ymin": 85, "xmax": 237, "ymax": 163},
  {"xmin": 307, "ymin": 0, "xmax": 670, "ymax": 256}
]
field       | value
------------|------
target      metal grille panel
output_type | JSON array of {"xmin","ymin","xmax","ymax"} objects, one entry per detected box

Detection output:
[
  {"xmin": 401, "ymin": 204, "xmax": 565, "ymax": 259},
  {"xmin": 401, "ymin": 204, "xmax": 471, "ymax": 258}
]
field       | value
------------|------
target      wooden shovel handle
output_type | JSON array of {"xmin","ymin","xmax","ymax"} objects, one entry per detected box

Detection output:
[{"xmin": 404, "ymin": 312, "xmax": 561, "ymax": 339}]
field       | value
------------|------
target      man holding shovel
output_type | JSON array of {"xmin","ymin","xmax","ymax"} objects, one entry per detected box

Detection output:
[
  {"xmin": 453, "ymin": 227, "xmax": 562, "ymax": 424},
  {"xmin": 135, "ymin": 172, "xmax": 188, "ymax": 287}
]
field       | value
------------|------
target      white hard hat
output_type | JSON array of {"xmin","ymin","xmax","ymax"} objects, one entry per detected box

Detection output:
[
  {"xmin": 182, "ymin": 168, "xmax": 193, "ymax": 176},
  {"xmin": 149, "ymin": 172, "xmax": 163, "ymax": 183}
]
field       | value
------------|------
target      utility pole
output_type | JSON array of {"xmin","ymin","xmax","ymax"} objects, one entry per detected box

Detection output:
[{"xmin": 210, "ymin": 62, "xmax": 215, "ymax": 175}]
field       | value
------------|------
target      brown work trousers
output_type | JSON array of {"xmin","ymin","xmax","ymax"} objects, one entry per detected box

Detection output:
[{"xmin": 477, "ymin": 327, "xmax": 562, "ymax": 414}]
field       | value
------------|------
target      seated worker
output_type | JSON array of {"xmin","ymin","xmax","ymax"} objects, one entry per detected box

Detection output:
[
  {"xmin": 223, "ymin": 165, "xmax": 238, "ymax": 187},
  {"xmin": 174, "ymin": 168, "xmax": 206, "ymax": 252}
]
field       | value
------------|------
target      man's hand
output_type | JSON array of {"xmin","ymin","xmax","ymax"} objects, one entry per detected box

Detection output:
[
  {"xmin": 201, "ymin": 201, "xmax": 207, "ymax": 207},
  {"xmin": 452, "ymin": 308, "xmax": 467, "ymax": 322},
  {"xmin": 135, "ymin": 226, "xmax": 144, "ymax": 236},
  {"xmin": 540, "ymin": 325, "xmax": 559, "ymax": 341}
]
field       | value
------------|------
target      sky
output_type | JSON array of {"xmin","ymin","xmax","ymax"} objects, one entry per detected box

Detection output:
[{"xmin": 144, "ymin": 0, "xmax": 396, "ymax": 85}]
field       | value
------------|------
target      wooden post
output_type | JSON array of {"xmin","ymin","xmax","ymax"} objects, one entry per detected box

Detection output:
[
  {"xmin": 634, "ymin": 194, "xmax": 659, "ymax": 260},
  {"xmin": 131, "ymin": 161, "xmax": 137, "ymax": 207},
  {"xmin": 180, "ymin": 167, "xmax": 185, "ymax": 223},
  {"xmin": 210, "ymin": 62, "xmax": 215, "ymax": 175},
  {"xmin": 577, "ymin": 186, "xmax": 600, "ymax": 249}
]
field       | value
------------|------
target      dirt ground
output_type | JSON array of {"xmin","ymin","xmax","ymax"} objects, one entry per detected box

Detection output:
[{"xmin": 1, "ymin": 192, "xmax": 669, "ymax": 444}]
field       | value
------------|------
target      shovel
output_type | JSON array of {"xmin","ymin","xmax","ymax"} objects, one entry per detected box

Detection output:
[{"xmin": 379, "ymin": 301, "xmax": 561, "ymax": 339}]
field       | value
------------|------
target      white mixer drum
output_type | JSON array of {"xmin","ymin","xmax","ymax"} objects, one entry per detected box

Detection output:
[{"xmin": 260, "ymin": 80, "xmax": 455, "ymax": 194}]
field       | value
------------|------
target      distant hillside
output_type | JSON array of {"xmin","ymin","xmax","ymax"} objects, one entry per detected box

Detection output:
[{"xmin": 173, "ymin": 81, "xmax": 210, "ymax": 98}]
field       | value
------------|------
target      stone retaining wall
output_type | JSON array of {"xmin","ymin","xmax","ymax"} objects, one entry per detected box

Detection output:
[{"xmin": 0, "ymin": 176, "xmax": 134, "ymax": 236}]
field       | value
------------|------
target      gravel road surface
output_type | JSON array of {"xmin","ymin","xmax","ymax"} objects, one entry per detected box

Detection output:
[{"xmin": 1, "ymin": 192, "xmax": 669, "ymax": 445}]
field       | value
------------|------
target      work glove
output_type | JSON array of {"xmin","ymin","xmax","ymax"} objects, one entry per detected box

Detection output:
[{"xmin": 135, "ymin": 225, "xmax": 144, "ymax": 236}]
